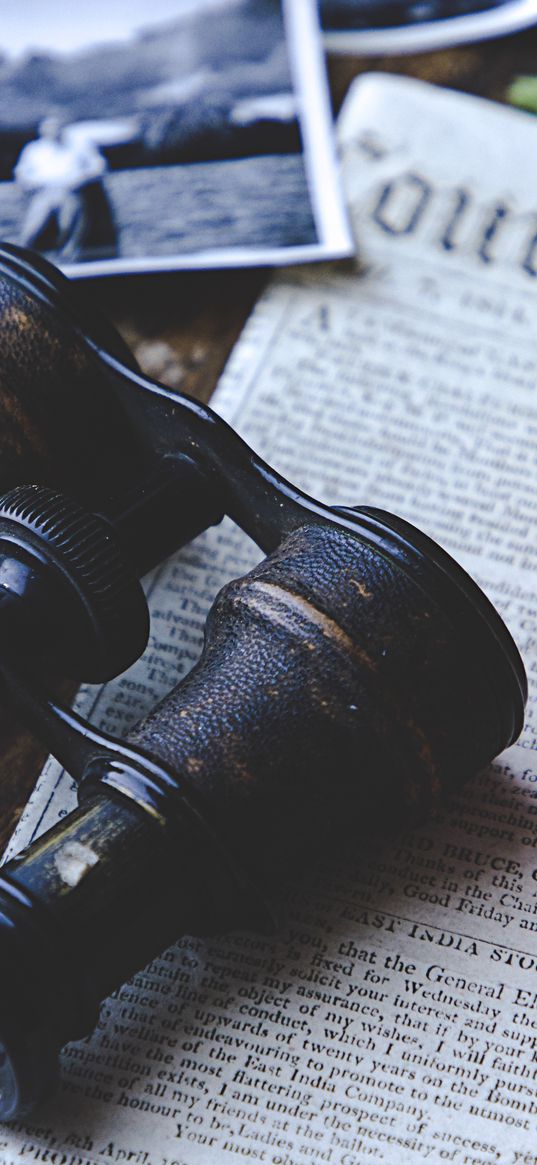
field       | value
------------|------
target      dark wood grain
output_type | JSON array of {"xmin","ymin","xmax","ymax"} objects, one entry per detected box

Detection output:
[
  {"xmin": 98, "ymin": 266, "xmax": 267, "ymax": 403},
  {"xmin": 1, "ymin": 35, "xmax": 534, "ymax": 852},
  {"xmin": 327, "ymin": 26, "xmax": 537, "ymax": 111}
]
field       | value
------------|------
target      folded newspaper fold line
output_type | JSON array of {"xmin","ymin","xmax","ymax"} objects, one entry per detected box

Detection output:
[{"xmin": 4, "ymin": 75, "xmax": 537, "ymax": 1163}]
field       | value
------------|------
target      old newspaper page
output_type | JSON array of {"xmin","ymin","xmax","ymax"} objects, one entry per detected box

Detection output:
[{"xmin": 4, "ymin": 74, "xmax": 537, "ymax": 1163}]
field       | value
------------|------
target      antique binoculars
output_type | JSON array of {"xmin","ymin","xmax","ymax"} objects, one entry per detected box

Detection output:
[{"xmin": 0, "ymin": 243, "xmax": 526, "ymax": 1119}]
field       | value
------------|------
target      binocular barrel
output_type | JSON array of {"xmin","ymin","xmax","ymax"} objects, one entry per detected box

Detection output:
[{"xmin": 0, "ymin": 519, "xmax": 526, "ymax": 1118}]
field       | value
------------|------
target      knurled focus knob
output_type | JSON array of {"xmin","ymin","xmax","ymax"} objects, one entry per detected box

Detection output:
[{"xmin": 0, "ymin": 485, "xmax": 149, "ymax": 680}]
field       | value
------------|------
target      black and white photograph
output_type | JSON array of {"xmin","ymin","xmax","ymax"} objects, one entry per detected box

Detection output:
[
  {"xmin": 0, "ymin": 0, "xmax": 352, "ymax": 276},
  {"xmin": 320, "ymin": 0, "xmax": 537, "ymax": 51}
]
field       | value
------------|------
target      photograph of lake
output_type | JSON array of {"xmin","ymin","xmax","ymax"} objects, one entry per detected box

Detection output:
[{"xmin": 0, "ymin": 0, "xmax": 351, "ymax": 275}]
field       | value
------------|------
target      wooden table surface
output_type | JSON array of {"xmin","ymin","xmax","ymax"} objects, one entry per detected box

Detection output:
[{"xmin": 1, "ymin": 28, "xmax": 536, "ymax": 852}]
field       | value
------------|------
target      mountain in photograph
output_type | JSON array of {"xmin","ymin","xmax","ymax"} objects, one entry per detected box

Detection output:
[{"xmin": 0, "ymin": 0, "xmax": 300, "ymax": 179}]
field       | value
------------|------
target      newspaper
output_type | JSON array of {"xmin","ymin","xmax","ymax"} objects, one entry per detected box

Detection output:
[{"xmin": 4, "ymin": 73, "xmax": 537, "ymax": 1162}]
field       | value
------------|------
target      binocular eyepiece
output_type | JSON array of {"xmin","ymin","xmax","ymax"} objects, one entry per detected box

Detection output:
[{"xmin": 0, "ymin": 244, "xmax": 526, "ymax": 1119}]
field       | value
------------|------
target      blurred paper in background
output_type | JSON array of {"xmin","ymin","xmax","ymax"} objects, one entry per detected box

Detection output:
[{"xmin": 321, "ymin": 0, "xmax": 537, "ymax": 52}]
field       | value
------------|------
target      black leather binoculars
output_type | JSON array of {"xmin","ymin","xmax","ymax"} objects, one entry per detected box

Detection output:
[{"xmin": 0, "ymin": 243, "xmax": 526, "ymax": 1119}]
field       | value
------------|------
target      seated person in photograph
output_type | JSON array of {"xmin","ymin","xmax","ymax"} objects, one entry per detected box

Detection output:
[{"xmin": 15, "ymin": 115, "xmax": 117, "ymax": 261}]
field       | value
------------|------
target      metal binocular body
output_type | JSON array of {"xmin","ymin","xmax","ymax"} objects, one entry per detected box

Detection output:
[{"xmin": 0, "ymin": 243, "xmax": 526, "ymax": 1119}]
